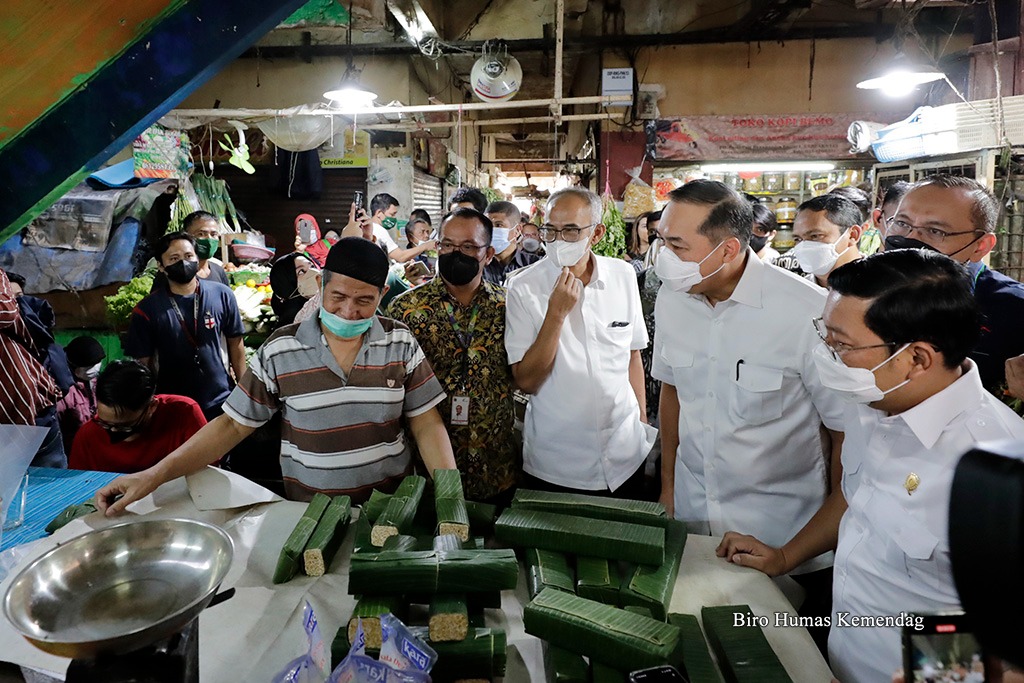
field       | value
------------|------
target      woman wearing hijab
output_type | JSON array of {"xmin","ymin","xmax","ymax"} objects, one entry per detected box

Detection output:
[
  {"xmin": 269, "ymin": 253, "xmax": 319, "ymax": 327},
  {"xmin": 294, "ymin": 213, "xmax": 338, "ymax": 268}
]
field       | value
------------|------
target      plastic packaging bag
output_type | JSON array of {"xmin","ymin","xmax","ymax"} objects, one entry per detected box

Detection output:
[
  {"xmin": 622, "ymin": 164, "xmax": 656, "ymax": 218},
  {"xmin": 272, "ymin": 601, "xmax": 330, "ymax": 683},
  {"xmin": 328, "ymin": 616, "xmax": 433, "ymax": 683}
]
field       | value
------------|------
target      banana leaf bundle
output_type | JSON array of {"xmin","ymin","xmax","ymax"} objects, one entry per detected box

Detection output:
[
  {"xmin": 495, "ymin": 507, "xmax": 665, "ymax": 566},
  {"xmin": 620, "ymin": 520, "xmax": 688, "ymax": 620},
  {"xmin": 433, "ymin": 469, "xmax": 470, "ymax": 541},
  {"xmin": 348, "ymin": 548, "xmax": 518, "ymax": 595},
  {"xmin": 371, "ymin": 475, "xmax": 426, "ymax": 547},
  {"xmin": 523, "ymin": 588, "xmax": 680, "ymax": 670},
  {"xmin": 512, "ymin": 489, "xmax": 667, "ymax": 527},
  {"xmin": 525, "ymin": 548, "xmax": 575, "ymax": 599},
  {"xmin": 700, "ymin": 605, "xmax": 792, "ymax": 682},
  {"xmin": 575, "ymin": 557, "xmax": 620, "ymax": 605},
  {"xmin": 668, "ymin": 613, "xmax": 724, "ymax": 683}
]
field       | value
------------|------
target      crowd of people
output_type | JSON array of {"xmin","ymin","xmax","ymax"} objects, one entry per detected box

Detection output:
[{"xmin": 3, "ymin": 174, "xmax": 1024, "ymax": 682}]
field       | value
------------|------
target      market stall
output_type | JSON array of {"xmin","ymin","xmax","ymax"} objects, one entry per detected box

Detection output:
[{"xmin": 0, "ymin": 470, "xmax": 831, "ymax": 682}]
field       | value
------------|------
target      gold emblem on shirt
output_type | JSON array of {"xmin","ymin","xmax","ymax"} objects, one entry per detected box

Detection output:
[{"xmin": 904, "ymin": 472, "xmax": 920, "ymax": 496}]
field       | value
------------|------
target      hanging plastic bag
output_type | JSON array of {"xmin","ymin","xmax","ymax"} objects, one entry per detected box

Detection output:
[{"xmin": 622, "ymin": 163, "xmax": 656, "ymax": 218}]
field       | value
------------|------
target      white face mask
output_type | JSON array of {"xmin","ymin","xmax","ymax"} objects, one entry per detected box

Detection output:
[
  {"xmin": 74, "ymin": 362, "xmax": 102, "ymax": 381},
  {"xmin": 790, "ymin": 230, "xmax": 851, "ymax": 276},
  {"xmin": 491, "ymin": 228, "xmax": 512, "ymax": 254},
  {"xmin": 297, "ymin": 269, "xmax": 320, "ymax": 299},
  {"xmin": 812, "ymin": 342, "xmax": 911, "ymax": 404},
  {"xmin": 654, "ymin": 241, "xmax": 726, "ymax": 292},
  {"xmin": 548, "ymin": 236, "xmax": 592, "ymax": 268}
]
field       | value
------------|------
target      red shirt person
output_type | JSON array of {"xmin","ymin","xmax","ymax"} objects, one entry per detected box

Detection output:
[{"xmin": 70, "ymin": 360, "xmax": 206, "ymax": 473}]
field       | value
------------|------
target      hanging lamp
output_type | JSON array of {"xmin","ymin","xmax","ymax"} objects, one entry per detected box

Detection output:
[{"xmin": 324, "ymin": 1, "xmax": 377, "ymax": 106}]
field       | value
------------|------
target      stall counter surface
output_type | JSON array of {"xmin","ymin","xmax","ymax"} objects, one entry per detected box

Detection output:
[{"xmin": 0, "ymin": 471, "xmax": 832, "ymax": 682}]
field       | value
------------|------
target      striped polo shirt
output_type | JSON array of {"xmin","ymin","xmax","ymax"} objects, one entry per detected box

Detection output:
[{"xmin": 223, "ymin": 315, "xmax": 445, "ymax": 502}]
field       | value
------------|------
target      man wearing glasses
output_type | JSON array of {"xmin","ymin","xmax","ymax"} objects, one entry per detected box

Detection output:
[
  {"xmin": 504, "ymin": 187, "xmax": 653, "ymax": 498},
  {"xmin": 388, "ymin": 208, "xmax": 519, "ymax": 506},
  {"xmin": 881, "ymin": 174, "xmax": 1024, "ymax": 395},
  {"xmin": 717, "ymin": 248, "xmax": 1024, "ymax": 683},
  {"xmin": 69, "ymin": 360, "xmax": 206, "ymax": 473}
]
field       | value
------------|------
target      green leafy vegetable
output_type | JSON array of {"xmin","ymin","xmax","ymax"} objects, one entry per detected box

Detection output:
[
  {"xmin": 104, "ymin": 274, "xmax": 155, "ymax": 327},
  {"xmin": 595, "ymin": 194, "xmax": 627, "ymax": 258}
]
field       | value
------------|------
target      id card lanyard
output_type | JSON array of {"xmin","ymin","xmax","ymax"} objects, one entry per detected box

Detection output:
[
  {"xmin": 442, "ymin": 296, "xmax": 479, "ymax": 426},
  {"xmin": 168, "ymin": 282, "xmax": 205, "ymax": 376}
]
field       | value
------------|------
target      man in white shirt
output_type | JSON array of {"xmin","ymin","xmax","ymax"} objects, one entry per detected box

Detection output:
[
  {"xmin": 652, "ymin": 179, "xmax": 845, "ymax": 651},
  {"xmin": 505, "ymin": 187, "xmax": 653, "ymax": 498},
  {"xmin": 717, "ymin": 248, "xmax": 1024, "ymax": 683},
  {"xmin": 368, "ymin": 193, "xmax": 436, "ymax": 264}
]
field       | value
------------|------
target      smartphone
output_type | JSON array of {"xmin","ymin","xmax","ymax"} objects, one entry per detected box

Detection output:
[
  {"xmin": 405, "ymin": 261, "xmax": 430, "ymax": 280},
  {"xmin": 353, "ymin": 190, "xmax": 364, "ymax": 212},
  {"xmin": 903, "ymin": 612, "xmax": 993, "ymax": 682},
  {"xmin": 628, "ymin": 665, "xmax": 688, "ymax": 683}
]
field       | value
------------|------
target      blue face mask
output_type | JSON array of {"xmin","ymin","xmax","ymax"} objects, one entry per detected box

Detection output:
[{"xmin": 319, "ymin": 306, "xmax": 374, "ymax": 339}]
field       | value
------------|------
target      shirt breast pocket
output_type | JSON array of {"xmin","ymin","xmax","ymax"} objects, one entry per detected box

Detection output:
[
  {"xmin": 731, "ymin": 364, "xmax": 784, "ymax": 426},
  {"xmin": 871, "ymin": 496, "xmax": 942, "ymax": 585},
  {"xmin": 660, "ymin": 347, "xmax": 696, "ymax": 403}
]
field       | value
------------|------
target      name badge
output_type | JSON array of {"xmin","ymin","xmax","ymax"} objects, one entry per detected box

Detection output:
[{"xmin": 451, "ymin": 395, "xmax": 470, "ymax": 426}]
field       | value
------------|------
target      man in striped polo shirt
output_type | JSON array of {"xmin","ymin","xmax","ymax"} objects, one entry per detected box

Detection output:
[{"xmin": 96, "ymin": 238, "xmax": 457, "ymax": 512}]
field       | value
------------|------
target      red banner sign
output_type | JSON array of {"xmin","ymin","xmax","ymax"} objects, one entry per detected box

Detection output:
[{"xmin": 646, "ymin": 113, "xmax": 885, "ymax": 161}]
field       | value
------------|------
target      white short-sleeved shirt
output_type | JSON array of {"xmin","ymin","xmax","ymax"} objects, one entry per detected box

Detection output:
[
  {"xmin": 373, "ymin": 223, "xmax": 399, "ymax": 257},
  {"xmin": 652, "ymin": 251, "xmax": 844, "ymax": 573},
  {"xmin": 829, "ymin": 360, "xmax": 1024, "ymax": 683},
  {"xmin": 505, "ymin": 254, "xmax": 651, "ymax": 491}
]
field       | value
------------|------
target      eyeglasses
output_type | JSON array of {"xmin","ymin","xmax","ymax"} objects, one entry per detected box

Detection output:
[
  {"xmin": 538, "ymin": 223, "xmax": 596, "ymax": 244},
  {"xmin": 438, "ymin": 241, "xmax": 487, "ymax": 256},
  {"xmin": 885, "ymin": 216, "xmax": 982, "ymax": 244},
  {"xmin": 95, "ymin": 407, "xmax": 150, "ymax": 433},
  {"xmin": 812, "ymin": 317, "xmax": 898, "ymax": 361}
]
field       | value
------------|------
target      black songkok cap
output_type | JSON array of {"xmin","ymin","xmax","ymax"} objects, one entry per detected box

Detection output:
[
  {"xmin": 65, "ymin": 336, "xmax": 105, "ymax": 368},
  {"xmin": 324, "ymin": 237, "xmax": 389, "ymax": 289}
]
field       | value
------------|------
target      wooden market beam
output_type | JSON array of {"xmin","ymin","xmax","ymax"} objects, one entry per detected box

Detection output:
[{"xmin": 0, "ymin": 0, "xmax": 311, "ymax": 246}]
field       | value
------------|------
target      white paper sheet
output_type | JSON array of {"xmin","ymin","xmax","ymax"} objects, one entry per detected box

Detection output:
[
  {"xmin": 0, "ymin": 426, "xmax": 46, "ymax": 526},
  {"xmin": 186, "ymin": 466, "xmax": 281, "ymax": 511}
]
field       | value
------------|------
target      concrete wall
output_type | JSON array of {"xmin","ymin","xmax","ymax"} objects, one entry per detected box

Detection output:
[
  {"xmin": 602, "ymin": 36, "xmax": 974, "ymax": 117},
  {"xmin": 180, "ymin": 56, "xmax": 414, "ymax": 109}
]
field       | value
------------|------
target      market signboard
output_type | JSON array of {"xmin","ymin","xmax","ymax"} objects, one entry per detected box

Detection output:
[
  {"xmin": 646, "ymin": 113, "xmax": 882, "ymax": 160},
  {"xmin": 319, "ymin": 128, "xmax": 371, "ymax": 168}
]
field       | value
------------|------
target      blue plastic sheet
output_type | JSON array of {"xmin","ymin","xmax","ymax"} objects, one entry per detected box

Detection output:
[{"xmin": 0, "ymin": 219, "xmax": 141, "ymax": 294}]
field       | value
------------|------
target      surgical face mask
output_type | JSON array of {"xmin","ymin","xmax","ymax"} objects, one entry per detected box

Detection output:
[
  {"xmin": 194, "ymin": 237, "xmax": 219, "ymax": 261},
  {"xmin": 165, "ymin": 259, "xmax": 199, "ymax": 285},
  {"xmin": 548, "ymin": 235, "xmax": 592, "ymax": 268},
  {"xmin": 749, "ymin": 233, "xmax": 770, "ymax": 253},
  {"xmin": 297, "ymin": 270, "xmax": 320, "ymax": 299},
  {"xmin": 812, "ymin": 342, "xmax": 911, "ymax": 404},
  {"xmin": 74, "ymin": 362, "xmax": 102, "ymax": 382},
  {"xmin": 381, "ymin": 216, "xmax": 399, "ymax": 230},
  {"xmin": 319, "ymin": 305, "xmax": 374, "ymax": 339},
  {"xmin": 654, "ymin": 241, "xmax": 726, "ymax": 293},
  {"xmin": 521, "ymin": 237, "xmax": 541, "ymax": 253},
  {"xmin": 790, "ymin": 230, "xmax": 851, "ymax": 276},
  {"xmin": 491, "ymin": 228, "xmax": 512, "ymax": 253}
]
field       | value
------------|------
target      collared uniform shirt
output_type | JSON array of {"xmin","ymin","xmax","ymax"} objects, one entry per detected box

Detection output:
[
  {"xmin": 829, "ymin": 360, "xmax": 1024, "ymax": 683},
  {"xmin": 505, "ymin": 254, "xmax": 651, "ymax": 491},
  {"xmin": 224, "ymin": 316, "xmax": 445, "ymax": 502},
  {"xmin": 388, "ymin": 277, "xmax": 518, "ymax": 500},
  {"xmin": 652, "ymin": 251, "xmax": 843, "ymax": 572}
]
